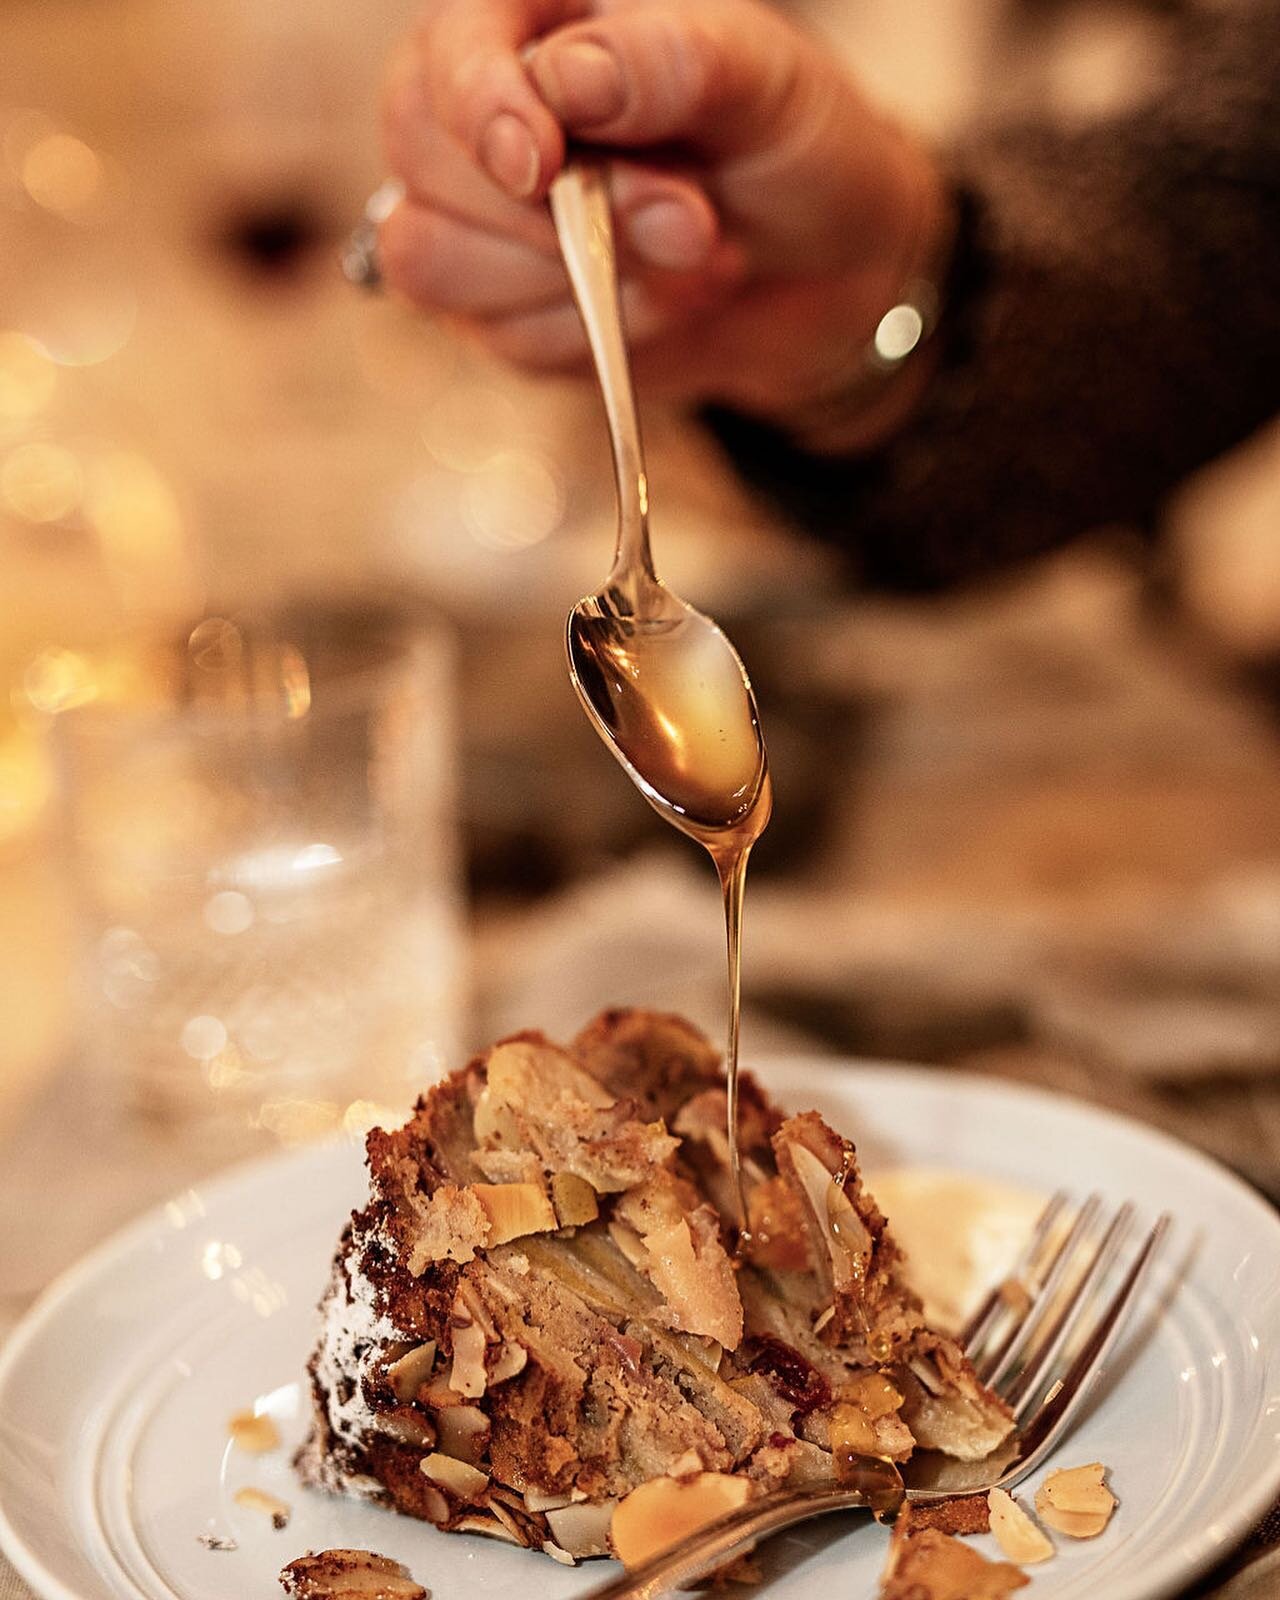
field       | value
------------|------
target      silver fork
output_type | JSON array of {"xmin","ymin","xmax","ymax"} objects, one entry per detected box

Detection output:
[{"xmin": 579, "ymin": 1194, "xmax": 1169, "ymax": 1600}]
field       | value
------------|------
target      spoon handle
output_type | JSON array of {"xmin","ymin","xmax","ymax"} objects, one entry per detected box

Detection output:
[{"xmin": 549, "ymin": 161, "xmax": 657, "ymax": 595}]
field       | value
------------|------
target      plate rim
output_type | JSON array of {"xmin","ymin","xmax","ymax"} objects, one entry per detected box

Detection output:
[{"xmin": 2, "ymin": 1059, "xmax": 1279, "ymax": 1600}]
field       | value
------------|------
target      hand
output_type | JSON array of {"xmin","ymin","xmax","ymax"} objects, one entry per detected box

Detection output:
[{"xmin": 379, "ymin": 0, "xmax": 948, "ymax": 429}]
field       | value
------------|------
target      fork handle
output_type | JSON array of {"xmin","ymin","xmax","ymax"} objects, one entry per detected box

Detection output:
[{"xmin": 576, "ymin": 1463, "xmax": 905, "ymax": 1600}]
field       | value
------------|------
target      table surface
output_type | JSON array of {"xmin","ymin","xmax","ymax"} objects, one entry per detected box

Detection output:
[{"xmin": 2, "ymin": 833, "xmax": 1279, "ymax": 1600}]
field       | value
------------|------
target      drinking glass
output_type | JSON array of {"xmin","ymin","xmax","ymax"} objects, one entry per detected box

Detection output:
[{"xmin": 53, "ymin": 604, "xmax": 463, "ymax": 1147}]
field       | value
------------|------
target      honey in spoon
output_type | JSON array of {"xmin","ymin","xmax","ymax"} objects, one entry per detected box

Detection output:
[{"xmin": 552, "ymin": 163, "xmax": 771, "ymax": 1237}]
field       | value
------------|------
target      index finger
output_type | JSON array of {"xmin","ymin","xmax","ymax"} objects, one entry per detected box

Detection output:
[{"xmin": 413, "ymin": 0, "xmax": 589, "ymax": 198}]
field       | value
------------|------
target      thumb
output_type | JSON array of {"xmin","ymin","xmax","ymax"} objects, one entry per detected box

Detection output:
[{"xmin": 527, "ymin": 0, "xmax": 925, "ymax": 274}]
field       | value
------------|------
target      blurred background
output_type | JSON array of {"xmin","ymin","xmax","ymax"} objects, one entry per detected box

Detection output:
[{"xmin": 2, "ymin": 0, "xmax": 1278, "ymax": 1306}]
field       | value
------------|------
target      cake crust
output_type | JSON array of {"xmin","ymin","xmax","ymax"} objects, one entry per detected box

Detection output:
[{"xmin": 297, "ymin": 1010, "xmax": 1013, "ymax": 1560}]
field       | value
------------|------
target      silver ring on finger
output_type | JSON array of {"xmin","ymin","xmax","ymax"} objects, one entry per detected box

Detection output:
[{"xmin": 341, "ymin": 179, "xmax": 405, "ymax": 290}]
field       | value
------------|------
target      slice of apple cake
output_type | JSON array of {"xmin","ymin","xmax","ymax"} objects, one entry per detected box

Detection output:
[{"xmin": 296, "ymin": 1009, "xmax": 1012, "ymax": 1563}]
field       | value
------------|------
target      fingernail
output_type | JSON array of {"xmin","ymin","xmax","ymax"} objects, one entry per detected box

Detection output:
[
  {"xmin": 480, "ymin": 112, "xmax": 540, "ymax": 199},
  {"xmin": 626, "ymin": 199, "xmax": 711, "ymax": 272},
  {"xmin": 533, "ymin": 39, "xmax": 626, "ymax": 126}
]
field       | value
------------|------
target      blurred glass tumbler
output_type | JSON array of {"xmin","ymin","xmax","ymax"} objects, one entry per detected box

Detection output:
[{"xmin": 54, "ymin": 607, "xmax": 464, "ymax": 1143}]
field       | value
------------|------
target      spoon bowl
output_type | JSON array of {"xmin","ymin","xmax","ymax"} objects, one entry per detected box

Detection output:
[{"xmin": 566, "ymin": 586, "xmax": 770, "ymax": 845}]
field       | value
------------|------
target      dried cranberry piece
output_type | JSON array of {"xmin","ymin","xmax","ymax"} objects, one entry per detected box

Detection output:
[{"xmin": 743, "ymin": 1335, "xmax": 831, "ymax": 1416}]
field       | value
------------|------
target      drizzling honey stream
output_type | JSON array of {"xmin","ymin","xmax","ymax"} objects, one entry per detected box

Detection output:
[{"xmin": 552, "ymin": 163, "xmax": 771, "ymax": 1240}]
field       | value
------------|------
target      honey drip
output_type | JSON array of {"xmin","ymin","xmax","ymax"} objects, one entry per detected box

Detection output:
[{"xmin": 571, "ymin": 602, "xmax": 772, "ymax": 1237}]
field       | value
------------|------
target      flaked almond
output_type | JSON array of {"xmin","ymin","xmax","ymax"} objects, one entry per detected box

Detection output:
[
  {"xmin": 488, "ymin": 1341, "xmax": 528, "ymax": 1385},
  {"xmin": 420, "ymin": 1451, "xmax": 489, "ymax": 1502},
  {"xmin": 551, "ymin": 1171, "xmax": 599, "ymax": 1227},
  {"xmin": 384, "ymin": 1341, "xmax": 436, "ymax": 1402},
  {"xmin": 233, "ymin": 1486, "xmax": 290, "ymax": 1529},
  {"xmin": 278, "ymin": 1549, "xmax": 425, "ymax": 1598},
  {"xmin": 988, "ymin": 1489, "xmax": 1054, "ymax": 1564},
  {"xmin": 1035, "ymin": 1464, "xmax": 1116, "ymax": 1538},
  {"xmin": 881, "ymin": 1525, "xmax": 1027, "ymax": 1600},
  {"xmin": 610, "ymin": 1472, "xmax": 753, "ymax": 1569},
  {"xmin": 436, "ymin": 1405, "xmax": 489, "ymax": 1466},
  {"xmin": 546, "ymin": 1500, "xmax": 617, "ymax": 1559},
  {"xmin": 543, "ymin": 1541, "xmax": 576, "ymax": 1566},
  {"xmin": 420, "ymin": 1485, "xmax": 449, "ymax": 1524},
  {"xmin": 453, "ymin": 1513, "xmax": 522, "ymax": 1544},
  {"xmin": 376, "ymin": 1412, "xmax": 437, "ymax": 1451},
  {"xmin": 607, "ymin": 1219, "xmax": 649, "ymax": 1269},
  {"xmin": 524, "ymin": 1488, "xmax": 574, "ymax": 1513},
  {"xmin": 472, "ymin": 1182, "xmax": 557, "ymax": 1245},
  {"xmin": 228, "ymin": 1410, "xmax": 280, "ymax": 1454},
  {"xmin": 448, "ymin": 1320, "xmax": 489, "ymax": 1399},
  {"xmin": 786, "ymin": 1142, "xmax": 871, "ymax": 1291},
  {"xmin": 668, "ymin": 1449, "xmax": 704, "ymax": 1481},
  {"xmin": 422, "ymin": 1372, "xmax": 470, "ymax": 1408},
  {"xmin": 642, "ymin": 1217, "xmax": 743, "ymax": 1349}
]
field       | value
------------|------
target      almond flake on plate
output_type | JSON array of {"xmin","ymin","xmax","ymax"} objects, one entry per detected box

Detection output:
[
  {"xmin": 1035, "ymin": 1462, "xmax": 1116, "ymax": 1538},
  {"xmin": 988, "ymin": 1488, "xmax": 1054, "ymax": 1564}
]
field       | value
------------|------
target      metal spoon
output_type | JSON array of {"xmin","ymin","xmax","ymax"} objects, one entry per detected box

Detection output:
[{"xmin": 550, "ymin": 162, "xmax": 770, "ymax": 846}]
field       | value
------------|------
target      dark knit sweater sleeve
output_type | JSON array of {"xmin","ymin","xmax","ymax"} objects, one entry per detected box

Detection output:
[{"xmin": 704, "ymin": 0, "xmax": 1280, "ymax": 592}]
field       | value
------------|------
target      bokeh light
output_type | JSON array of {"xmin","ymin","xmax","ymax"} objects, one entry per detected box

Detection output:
[
  {"xmin": 21, "ymin": 132, "xmax": 102, "ymax": 220},
  {"xmin": 421, "ymin": 383, "xmax": 522, "ymax": 473},
  {"xmin": 0, "ymin": 721, "xmax": 53, "ymax": 845},
  {"xmin": 21, "ymin": 647, "xmax": 98, "ymax": 714},
  {"xmin": 459, "ymin": 448, "xmax": 564, "ymax": 551},
  {"xmin": 0, "ymin": 332, "xmax": 57, "ymax": 426},
  {"xmin": 1, "ymin": 441, "xmax": 82, "ymax": 523}
]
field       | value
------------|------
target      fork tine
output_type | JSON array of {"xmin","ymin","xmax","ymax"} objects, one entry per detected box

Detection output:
[
  {"xmin": 1002, "ymin": 1213, "xmax": 1171, "ymax": 1485},
  {"xmin": 977, "ymin": 1193, "xmax": 1103, "ymax": 1387},
  {"xmin": 959, "ymin": 1189, "xmax": 1070, "ymax": 1361},
  {"xmin": 1003, "ymin": 1202, "xmax": 1134, "ymax": 1415}
]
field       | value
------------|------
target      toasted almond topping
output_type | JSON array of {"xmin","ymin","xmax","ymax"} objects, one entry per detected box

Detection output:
[
  {"xmin": 543, "ymin": 1540, "xmax": 576, "ymax": 1566},
  {"xmin": 488, "ymin": 1341, "xmax": 529, "ymax": 1385},
  {"xmin": 420, "ymin": 1451, "xmax": 489, "ymax": 1501},
  {"xmin": 668, "ymin": 1449, "xmax": 704, "ymax": 1481},
  {"xmin": 453, "ymin": 1513, "xmax": 522, "ymax": 1544},
  {"xmin": 988, "ymin": 1489, "xmax": 1054, "ymax": 1565},
  {"xmin": 448, "ymin": 1315, "xmax": 489, "ymax": 1399},
  {"xmin": 228, "ymin": 1411, "xmax": 280, "ymax": 1454},
  {"xmin": 376, "ymin": 1411, "xmax": 437, "ymax": 1451},
  {"xmin": 278, "ymin": 1548, "xmax": 425, "ymax": 1598},
  {"xmin": 524, "ymin": 1488, "xmax": 574, "ymax": 1513},
  {"xmin": 607, "ymin": 1219, "xmax": 649, "ymax": 1268},
  {"xmin": 786, "ymin": 1142, "xmax": 872, "ymax": 1292},
  {"xmin": 422, "ymin": 1372, "xmax": 470, "ymax": 1408},
  {"xmin": 472, "ymin": 1182, "xmax": 558, "ymax": 1245},
  {"xmin": 551, "ymin": 1171, "xmax": 600, "ymax": 1228},
  {"xmin": 385, "ymin": 1341, "xmax": 437, "ymax": 1402},
  {"xmin": 234, "ymin": 1486, "xmax": 291, "ymax": 1529},
  {"xmin": 436, "ymin": 1405, "xmax": 489, "ymax": 1466},
  {"xmin": 641, "ymin": 1217, "xmax": 744, "ymax": 1349},
  {"xmin": 610, "ymin": 1473, "xmax": 754, "ymax": 1570},
  {"xmin": 420, "ymin": 1486, "xmax": 449, "ymax": 1523},
  {"xmin": 546, "ymin": 1500, "xmax": 616, "ymax": 1558}
]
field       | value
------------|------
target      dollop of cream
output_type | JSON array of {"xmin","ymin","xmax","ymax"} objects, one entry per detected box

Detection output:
[{"xmin": 866, "ymin": 1168, "xmax": 1047, "ymax": 1334}]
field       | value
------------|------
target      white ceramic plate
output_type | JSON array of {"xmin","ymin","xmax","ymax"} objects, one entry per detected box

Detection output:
[{"xmin": 2, "ymin": 1063, "xmax": 1279, "ymax": 1600}]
